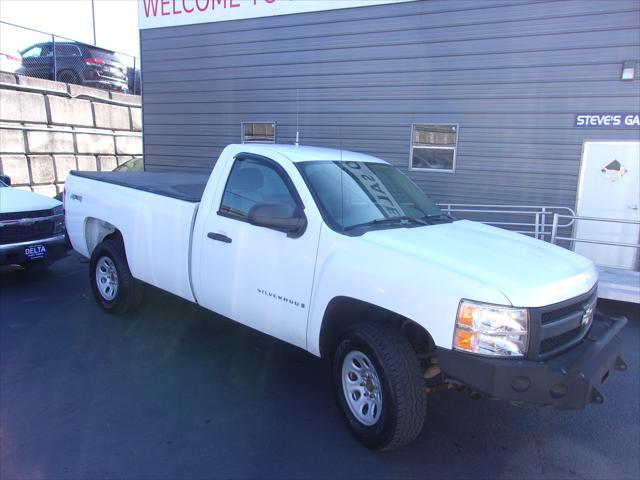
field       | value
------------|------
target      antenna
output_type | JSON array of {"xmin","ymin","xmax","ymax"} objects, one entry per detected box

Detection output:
[
  {"xmin": 339, "ymin": 117, "xmax": 343, "ymax": 160},
  {"xmin": 295, "ymin": 89, "xmax": 300, "ymax": 146}
]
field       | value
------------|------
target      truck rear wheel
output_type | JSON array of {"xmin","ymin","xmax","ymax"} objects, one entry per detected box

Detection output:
[
  {"xmin": 90, "ymin": 239, "xmax": 143, "ymax": 315},
  {"xmin": 332, "ymin": 322, "xmax": 426, "ymax": 451}
]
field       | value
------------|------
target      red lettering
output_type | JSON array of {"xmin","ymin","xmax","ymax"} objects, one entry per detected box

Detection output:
[
  {"xmin": 195, "ymin": 0, "xmax": 209, "ymax": 11},
  {"xmin": 183, "ymin": 0, "xmax": 194, "ymax": 13},
  {"xmin": 172, "ymin": 0, "xmax": 182, "ymax": 14},
  {"xmin": 143, "ymin": 0, "xmax": 159, "ymax": 17},
  {"xmin": 161, "ymin": 0, "xmax": 170, "ymax": 16},
  {"xmin": 230, "ymin": 0, "xmax": 240, "ymax": 7}
]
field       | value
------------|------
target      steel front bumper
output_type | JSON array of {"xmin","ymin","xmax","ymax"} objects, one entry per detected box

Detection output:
[
  {"xmin": 0, "ymin": 234, "xmax": 69, "ymax": 266},
  {"xmin": 437, "ymin": 314, "xmax": 628, "ymax": 409}
]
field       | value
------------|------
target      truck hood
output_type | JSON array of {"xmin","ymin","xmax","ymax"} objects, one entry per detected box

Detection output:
[
  {"xmin": 361, "ymin": 220, "xmax": 597, "ymax": 307},
  {"xmin": 0, "ymin": 187, "xmax": 61, "ymax": 214}
]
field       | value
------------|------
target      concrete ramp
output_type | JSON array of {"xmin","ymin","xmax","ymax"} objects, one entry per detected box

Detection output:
[{"xmin": 597, "ymin": 267, "xmax": 640, "ymax": 304}]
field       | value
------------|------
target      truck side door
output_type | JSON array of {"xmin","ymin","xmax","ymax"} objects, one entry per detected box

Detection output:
[{"xmin": 193, "ymin": 152, "xmax": 321, "ymax": 350}]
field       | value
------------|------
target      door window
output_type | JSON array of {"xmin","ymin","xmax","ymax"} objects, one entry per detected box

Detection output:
[{"xmin": 219, "ymin": 157, "xmax": 299, "ymax": 221}]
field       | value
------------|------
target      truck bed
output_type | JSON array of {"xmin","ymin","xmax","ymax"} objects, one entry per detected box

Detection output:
[{"xmin": 70, "ymin": 171, "xmax": 209, "ymax": 203}]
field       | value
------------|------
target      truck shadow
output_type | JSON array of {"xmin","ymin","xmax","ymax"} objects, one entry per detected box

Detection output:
[{"xmin": 108, "ymin": 284, "xmax": 639, "ymax": 479}]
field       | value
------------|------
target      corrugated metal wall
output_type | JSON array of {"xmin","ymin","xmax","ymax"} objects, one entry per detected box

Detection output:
[{"xmin": 140, "ymin": 0, "xmax": 640, "ymax": 208}]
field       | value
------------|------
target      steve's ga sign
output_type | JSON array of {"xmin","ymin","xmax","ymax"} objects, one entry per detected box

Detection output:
[
  {"xmin": 575, "ymin": 113, "xmax": 640, "ymax": 128},
  {"xmin": 139, "ymin": 0, "xmax": 416, "ymax": 29}
]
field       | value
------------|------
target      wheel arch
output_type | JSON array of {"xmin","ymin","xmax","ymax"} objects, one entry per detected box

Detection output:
[
  {"xmin": 84, "ymin": 217, "xmax": 121, "ymax": 255},
  {"xmin": 318, "ymin": 296, "xmax": 436, "ymax": 361}
]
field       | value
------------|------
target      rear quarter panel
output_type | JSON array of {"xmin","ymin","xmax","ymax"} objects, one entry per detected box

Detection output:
[{"xmin": 65, "ymin": 174, "xmax": 198, "ymax": 302}]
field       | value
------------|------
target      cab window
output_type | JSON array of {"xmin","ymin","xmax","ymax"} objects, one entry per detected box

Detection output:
[{"xmin": 219, "ymin": 157, "xmax": 299, "ymax": 220}]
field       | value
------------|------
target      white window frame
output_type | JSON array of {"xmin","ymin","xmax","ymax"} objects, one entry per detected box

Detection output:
[
  {"xmin": 241, "ymin": 121, "xmax": 277, "ymax": 144},
  {"xmin": 409, "ymin": 123, "xmax": 459, "ymax": 173}
]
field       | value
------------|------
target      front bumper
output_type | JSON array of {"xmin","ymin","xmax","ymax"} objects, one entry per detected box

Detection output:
[
  {"xmin": 437, "ymin": 313, "xmax": 627, "ymax": 409},
  {"xmin": 0, "ymin": 234, "xmax": 69, "ymax": 266}
]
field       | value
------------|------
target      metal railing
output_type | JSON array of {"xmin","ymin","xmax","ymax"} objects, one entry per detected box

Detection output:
[
  {"xmin": 436, "ymin": 204, "xmax": 639, "ymax": 271},
  {"xmin": 438, "ymin": 204, "xmax": 576, "ymax": 240},
  {"xmin": 550, "ymin": 214, "xmax": 640, "ymax": 270},
  {"xmin": 0, "ymin": 21, "xmax": 140, "ymax": 95}
]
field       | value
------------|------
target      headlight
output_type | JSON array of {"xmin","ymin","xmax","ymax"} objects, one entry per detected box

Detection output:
[
  {"xmin": 52, "ymin": 205, "xmax": 65, "ymax": 233},
  {"xmin": 453, "ymin": 300, "xmax": 528, "ymax": 357}
]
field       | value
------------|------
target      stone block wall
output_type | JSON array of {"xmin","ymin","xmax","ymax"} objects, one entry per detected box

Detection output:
[{"xmin": 0, "ymin": 71, "xmax": 142, "ymax": 196}]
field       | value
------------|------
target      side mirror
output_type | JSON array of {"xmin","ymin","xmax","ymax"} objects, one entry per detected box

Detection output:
[
  {"xmin": 248, "ymin": 203, "xmax": 306, "ymax": 237},
  {"xmin": 0, "ymin": 174, "xmax": 11, "ymax": 186}
]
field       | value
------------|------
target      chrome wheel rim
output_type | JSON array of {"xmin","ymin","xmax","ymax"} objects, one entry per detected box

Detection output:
[
  {"xmin": 96, "ymin": 256, "xmax": 118, "ymax": 301},
  {"xmin": 341, "ymin": 350, "xmax": 383, "ymax": 426}
]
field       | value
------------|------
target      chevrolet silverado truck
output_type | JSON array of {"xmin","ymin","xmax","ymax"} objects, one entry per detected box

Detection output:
[
  {"xmin": 64, "ymin": 144, "xmax": 627, "ymax": 450},
  {"xmin": 0, "ymin": 175, "xmax": 68, "ymax": 271}
]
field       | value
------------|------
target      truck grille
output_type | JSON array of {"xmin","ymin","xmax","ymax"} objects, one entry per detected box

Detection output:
[
  {"xmin": 529, "ymin": 285, "xmax": 598, "ymax": 360},
  {"xmin": 539, "ymin": 325, "xmax": 584, "ymax": 354},
  {"xmin": 0, "ymin": 209, "xmax": 57, "ymax": 245}
]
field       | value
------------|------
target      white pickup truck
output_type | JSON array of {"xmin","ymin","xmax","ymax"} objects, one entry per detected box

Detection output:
[{"xmin": 65, "ymin": 144, "xmax": 627, "ymax": 450}]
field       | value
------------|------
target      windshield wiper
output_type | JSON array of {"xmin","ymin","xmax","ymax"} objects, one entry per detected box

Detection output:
[
  {"xmin": 424, "ymin": 213, "xmax": 456, "ymax": 221},
  {"xmin": 343, "ymin": 216, "xmax": 428, "ymax": 232}
]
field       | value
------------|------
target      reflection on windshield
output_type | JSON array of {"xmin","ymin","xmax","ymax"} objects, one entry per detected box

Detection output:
[{"xmin": 298, "ymin": 161, "xmax": 445, "ymax": 232}]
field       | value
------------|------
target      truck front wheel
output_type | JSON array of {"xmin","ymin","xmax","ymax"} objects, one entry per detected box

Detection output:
[
  {"xmin": 332, "ymin": 323, "xmax": 426, "ymax": 451},
  {"xmin": 90, "ymin": 239, "xmax": 143, "ymax": 315}
]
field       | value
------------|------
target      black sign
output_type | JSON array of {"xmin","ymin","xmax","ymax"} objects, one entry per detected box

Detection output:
[{"xmin": 575, "ymin": 113, "xmax": 640, "ymax": 128}]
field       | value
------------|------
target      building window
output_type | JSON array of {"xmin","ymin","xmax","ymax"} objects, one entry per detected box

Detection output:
[
  {"xmin": 242, "ymin": 122, "xmax": 276, "ymax": 144},
  {"xmin": 410, "ymin": 124, "xmax": 458, "ymax": 172}
]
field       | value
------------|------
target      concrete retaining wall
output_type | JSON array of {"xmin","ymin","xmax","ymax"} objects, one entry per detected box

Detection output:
[{"xmin": 0, "ymin": 71, "xmax": 142, "ymax": 196}]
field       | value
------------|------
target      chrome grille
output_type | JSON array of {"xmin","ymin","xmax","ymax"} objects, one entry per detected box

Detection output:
[{"xmin": 0, "ymin": 209, "xmax": 60, "ymax": 245}]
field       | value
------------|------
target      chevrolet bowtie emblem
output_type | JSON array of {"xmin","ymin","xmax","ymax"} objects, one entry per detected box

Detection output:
[{"xmin": 581, "ymin": 303, "xmax": 595, "ymax": 327}]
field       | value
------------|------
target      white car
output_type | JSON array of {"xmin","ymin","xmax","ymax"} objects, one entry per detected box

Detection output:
[
  {"xmin": 64, "ymin": 144, "xmax": 627, "ymax": 450},
  {"xmin": 0, "ymin": 175, "xmax": 68, "ymax": 270}
]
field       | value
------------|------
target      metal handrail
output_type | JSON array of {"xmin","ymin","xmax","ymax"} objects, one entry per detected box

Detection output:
[
  {"xmin": 437, "ymin": 204, "xmax": 576, "ymax": 240},
  {"xmin": 550, "ymin": 214, "xmax": 640, "ymax": 249}
]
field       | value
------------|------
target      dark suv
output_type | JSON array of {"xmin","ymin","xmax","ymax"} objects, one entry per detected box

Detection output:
[{"xmin": 17, "ymin": 42, "xmax": 129, "ymax": 93}]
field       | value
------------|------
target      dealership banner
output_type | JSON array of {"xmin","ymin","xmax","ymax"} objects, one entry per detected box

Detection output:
[{"xmin": 139, "ymin": 0, "xmax": 416, "ymax": 29}]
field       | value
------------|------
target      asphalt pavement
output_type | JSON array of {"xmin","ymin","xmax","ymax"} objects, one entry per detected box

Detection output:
[{"xmin": 1, "ymin": 253, "xmax": 639, "ymax": 480}]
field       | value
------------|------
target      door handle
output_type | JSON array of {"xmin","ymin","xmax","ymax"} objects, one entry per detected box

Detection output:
[{"xmin": 207, "ymin": 232, "xmax": 232, "ymax": 244}]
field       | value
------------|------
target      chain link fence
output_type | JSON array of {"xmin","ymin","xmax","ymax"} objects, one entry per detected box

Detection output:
[{"xmin": 0, "ymin": 21, "xmax": 140, "ymax": 95}]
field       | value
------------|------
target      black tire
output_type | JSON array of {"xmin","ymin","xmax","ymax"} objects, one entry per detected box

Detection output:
[
  {"xmin": 333, "ymin": 323, "xmax": 426, "ymax": 451},
  {"xmin": 56, "ymin": 70, "xmax": 80, "ymax": 84},
  {"xmin": 90, "ymin": 238, "xmax": 143, "ymax": 315}
]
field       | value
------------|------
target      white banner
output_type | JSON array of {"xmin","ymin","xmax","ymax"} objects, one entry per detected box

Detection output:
[{"xmin": 138, "ymin": 0, "xmax": 416, "ymax": 30}]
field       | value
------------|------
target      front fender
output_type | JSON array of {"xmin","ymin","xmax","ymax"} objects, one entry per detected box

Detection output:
[{"xmin": 306, "ymin": 226, "xmax": 509, "ymax": 356}]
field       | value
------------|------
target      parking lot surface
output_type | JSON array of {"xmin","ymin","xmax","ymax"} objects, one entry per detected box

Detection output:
[{"xmin": 1, "ymin": 253, "xmax": 639, "ymax": 480}]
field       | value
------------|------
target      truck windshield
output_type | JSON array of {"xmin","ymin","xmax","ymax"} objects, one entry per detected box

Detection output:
[{"xmin": 298, "ymin": 161, "xmax": 450, "ymax": 233}]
